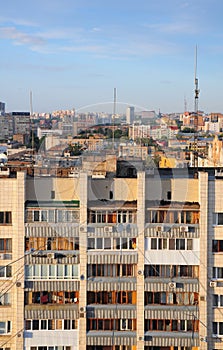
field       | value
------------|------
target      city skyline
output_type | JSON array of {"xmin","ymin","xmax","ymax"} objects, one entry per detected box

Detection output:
[{"xmin": 1, "ymin": 0, "xmax": 223, "ymax": 113}]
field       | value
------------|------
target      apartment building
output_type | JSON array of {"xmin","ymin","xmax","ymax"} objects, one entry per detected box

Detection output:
[
  {"xmin": 1, "ymin": 166, "xmax": 223, "ymax": 349},
  {"xmin": 0, "ymin": 172, "xmax": 25, "ymax": 350}
]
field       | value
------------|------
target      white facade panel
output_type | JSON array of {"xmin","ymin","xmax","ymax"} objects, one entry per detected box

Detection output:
[
  {"xmin": 144, "ymin": 250, "xmax": 200, "ymax": 265},
  {"xmin": 24, "ymin": 330, "xmax": 78, "ymax": 349}
]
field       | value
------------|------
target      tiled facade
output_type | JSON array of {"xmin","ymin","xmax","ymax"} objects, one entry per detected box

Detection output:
[{"xmin": 1, "ymin": 168, "xmax": 223, "ymax": 349}]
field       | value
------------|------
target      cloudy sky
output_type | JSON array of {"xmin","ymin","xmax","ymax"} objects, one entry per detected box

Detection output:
[{"xmin": 0, "ymin": 0, "xmax": 223, "ymax": 114}]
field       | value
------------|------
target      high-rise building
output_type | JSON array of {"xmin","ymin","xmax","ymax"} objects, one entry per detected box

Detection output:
[
  {"xmin": 1, "ymin": 165, "xmax": 223, "ymax": 349},
  {"xmin": 12, "ymin": 112, "xmax": 31, "ymax": 136},
  {"xmin": 0, "ymin": 114, "xmax": 13, "ymax": 140},
  {"xmin": 0, "ymin": 102, "xmax": 5, "ymax": 116},
  {"xmin": 126, "ymin": 107, "xmax": 135, "ymax": 124}
]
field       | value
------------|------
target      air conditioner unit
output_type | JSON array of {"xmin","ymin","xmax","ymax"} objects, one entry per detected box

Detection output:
[
  {"xmin": 180, "ymin": 226, "xmax": 188, "ymax": 233},
  {"xmin": 138, "ymin": 336, "xmax": 144, "ymax": 341},
  {"xmin": 0, "ymin": 254, "xmax": 4, "ymax": 260},
  {"xmin": 104, "ymin": 226, "xmax": 113, "ymax": 233},
  {"xmin": 168, "ymin": 282, "xmax": 176, "ymax": 289},
  {"xmin": 138, "ymin": 270, "xmax": 144, "ymax": 276},
  {"xmin": 156, "ymin": 226, "xmax": 163, "ymax": 232},
  {"xmin": 210, "ymin": 281, "xmax": 217, "ymax": 287},
  {"xmin": 16, "ymin": 281, "xmax": 24, "ymax": 288},
  {"xmin": 47, "ymin": 253, "xmax": 55, "ymax": 259},
  {"xmin": 200, "ymin": 336, "xmax": 207, "ymax": 342},
  {"xmin": 79, "ymin": 306, "xmax": 86, "ymax": 313}
]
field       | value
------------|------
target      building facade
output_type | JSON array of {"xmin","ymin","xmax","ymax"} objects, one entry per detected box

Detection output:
[
  {"xmin": 0, "ymin": 167, "xmax": 223, "ymax": 349},
  {"xmin": 126, "ymin": 107, "xmax": 135, "ymax": 125}
]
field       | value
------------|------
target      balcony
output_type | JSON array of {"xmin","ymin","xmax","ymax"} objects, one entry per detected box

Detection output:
[
  {"xmin": 87, "ymin": 304, "xmax": 136, "ymax": 319},
  {"xmin": 25, "ymin": 303, "xmax": 79, "ymax": 319},
  {"xmin": 25, "ymin": 222, "xmax": 79, "ymax": 237},
  {"xmin": 25, "ymin": 250, "xmax": 79, "ymax": 264},
  {"xmin": 144, "ymin": 331, "xmax": 199, "ymax": 347},
  {"xmin": 87, "ymin": 331, "xmax": 136, "ymax": 346}
]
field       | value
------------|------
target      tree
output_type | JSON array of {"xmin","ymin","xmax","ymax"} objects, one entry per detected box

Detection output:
[{"xmin": 67, "ymin": 143, "xmax": 82, "ymax": 156}]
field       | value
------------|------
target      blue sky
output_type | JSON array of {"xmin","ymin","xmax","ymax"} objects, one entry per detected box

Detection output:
[{"xmin": 0, "ymin": 0, "xmax": 223, "ymax": 114}]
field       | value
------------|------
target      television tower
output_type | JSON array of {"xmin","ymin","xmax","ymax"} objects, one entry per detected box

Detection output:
[
  {"xmin": 193, "ymin": 46, "xmax": 200, "ymax": 171},
  {"xmin": 112, "ymin": 88, "xmax": 116, "ymax": 151},
  {"xmin": 30, "ymin": 90, "xmax": 35, "ymax": 154}
]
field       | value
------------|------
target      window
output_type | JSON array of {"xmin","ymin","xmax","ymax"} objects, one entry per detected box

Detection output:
[
  {"xmin": 0, "ymin": 293, "xmax": 10, "ymax": 306},
  {"xmin": 87, "ymin": 291, "xmax": 135, "ymax": 305},
  {"xmin": 213, "ymin": 240, "xmax": 223, "ymax": 253},
  {"xmin": 0, "ymin": 266, "xmax": 12, "ymax": 278},
  {"xmin": 87, "ymin": 237, "xmax": 136, "ymax": 250},
  {"xmin": 0, "ymin": 239, "xmax": 12, "ymax": 253},
  {"xmin": 34, "ymin": 211, "xmax": 40, "ymax": 222},
  {"xmin": 145, "ymin": 319, "xmax": 198, "ymax": 332},
  {"xmin": 215, "ymin": 213, "xmax": 223, "ymax": 225},
  {"xmin": 213, "ymin": 322, "xmax": 223, "ymax": 336},
  {"xmin": 26, "ymin": 209, "xmax": 79, "ymax": 223},
  {"xmin": 0, "ymin": 321, "xmax": 11, "ymax": 334},
  {"xmin": 30, "ymin": 345, "xmax": 72, "ymax": 349},
  {"xmin": 146, "ymin": 210, "xmax": 199, "ymax": 224},
  {"xmin": 87, "ymin": 318, "xmax": 136, "ymax": 331},
  {"xmin": 25, "ymin": 320, "xmax": 77, "ymax": 331},
  {"xmin": 144, "ymin": 265, "xmax": 199, "ymax": 278},
  {"xmin": 25, "ymin": 237, "xmax": 79, "ymax": 251},
  {"xmin": 149, "ymin": 238, "xmax": 193, "ymax": 251},
  {"xmin": 213, "ymin": 267, "xmax": 223, "ymax": 279},
  {"xmin": 144, "ymin": 291, "xmax": 198, "ymax": 306},
  {"xmin": 151, "ymin": 238, "xmax": 157, "ymax": 250},
  {"xmin": 88, "ymin": 210, "xmax": 136, "ymax": 224},
  {"xmin": 25, "ymin": 264, "xmax": 79, "ymax": 280},
  {"xmin": 0, "ymin": 212, "xmax": 12, "ymax": 225},
  {"xmin": 167, "ymin": 191, "xmax": 172, "ymax": 200},
  {"xmin": 87, "ymin": 264, "xmax": 135, "ymax": 278},
  {"xmin": 213, "ymin": 294, "xmax": 223, "ymax": 307},
  {"xmin": 176, "ymin": 239, "xmax": 185, "ymax": 250}
]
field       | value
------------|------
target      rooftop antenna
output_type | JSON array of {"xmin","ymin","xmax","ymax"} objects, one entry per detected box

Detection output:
[
  {"xmin": 112, "ymin": 87, "xmax": 116, "ymax": 151},
  {"xmin": 184, "ymin": 95, "xmax": 187, "ymax": 113},
  {"xmin": 193, "ymin": 45, "xmax": 200, "ymax": 172}
]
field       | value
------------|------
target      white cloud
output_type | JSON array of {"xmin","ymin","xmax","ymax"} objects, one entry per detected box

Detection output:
[
  {"xmin": 143, "ymin": 21, "xmax": 198, "ymax": 35},
  {"xmin": 0, "ymin": 26, "xmax": 45, "ymax": 46},
  {"xmin": 0, "ymin": 16, "xmax": 38, "ymax": 27}
]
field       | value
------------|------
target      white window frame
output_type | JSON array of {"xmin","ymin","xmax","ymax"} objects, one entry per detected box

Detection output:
[
  {"xmin": 0, "ymin": 266, "xmax": 12, "ymax": 279},
  {"xmin": 149, "ymin": 238, "xmax": 193, "ymax": 250},
  {"xmin": 0, "ymin": 321, "xmax": 11, "ymax": 334},
  {"xmin": 26, "ymin": 319, "xmax": 77, "ymax": 331},
  {"xmin": 0, "ymin": 293, "xmax": 10, "ymax": 306},
  {"xmin": 25, "ymin": 264, "xmax": 79, "ymax": 280},
  {"xmin": 87, "ymin": 237, "xmax": 136, "ymax": 250}
]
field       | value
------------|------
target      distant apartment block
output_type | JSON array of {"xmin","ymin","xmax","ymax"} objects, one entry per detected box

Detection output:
[
  {"xmin": 140, "ymin": 110, "xmax": 156, "ymax": 120},
  {"xmin": 129, "ymin": 124, "xmax": 178, "ymax": 141},
  {"xmin": 119, "ymin": 142, "xmax": 148, "ymax": 160},
  {"xmin": 126, "ymin": 107, "xmax": 135, "ymax": 124},
  {"xmin": 0, "ymin": 101, "xmax": 5, "ymax": 116},
  {"xmin": 12, "ymin": 112, "xmax": 31, "ymax": 136},
  {"xmin": 0, "ymin": 114, "xmax": 13, "ymax": 140}
]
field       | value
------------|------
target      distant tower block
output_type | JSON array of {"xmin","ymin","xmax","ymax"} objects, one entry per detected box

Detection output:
[
  {"xmin": 126, "ymin": 106, "xmax": 134, "ymax": 124},
  {"xmin": 0, "ymin": 102, "xmax": 5, "ymax": 116}
]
